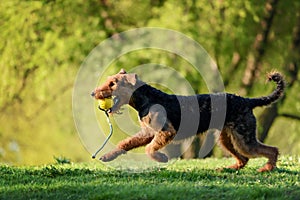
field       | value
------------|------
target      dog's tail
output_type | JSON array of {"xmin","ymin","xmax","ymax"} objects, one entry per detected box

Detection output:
[{"xmin": 248, "ymin": 71, "xmax": 285, "ymax": 109}]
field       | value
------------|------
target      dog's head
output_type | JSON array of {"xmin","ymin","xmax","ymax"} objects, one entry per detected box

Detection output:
[{"xmin": 91, "ymin": 69, "xmax": 140, "ymax": 113}]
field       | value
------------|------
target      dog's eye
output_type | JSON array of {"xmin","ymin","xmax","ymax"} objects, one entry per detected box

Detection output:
[{"xmin": 109, "ymin": 82, "xmax": 115, "ymax": 87}]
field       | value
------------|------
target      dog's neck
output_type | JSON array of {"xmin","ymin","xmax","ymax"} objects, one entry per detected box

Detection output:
[{"xmin": 129, "ymin": 83, "xmax": 166, "ymax": 117}]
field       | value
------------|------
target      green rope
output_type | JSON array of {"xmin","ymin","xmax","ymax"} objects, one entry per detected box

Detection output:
[{"xmin": 92, "ymin": 106, "xmax": 113, "ymax": 159}]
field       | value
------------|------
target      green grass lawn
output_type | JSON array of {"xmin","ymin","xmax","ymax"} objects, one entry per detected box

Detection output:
[{"xmin": 1, "ymin": 156, "xmax": 299, "ymax": 200}]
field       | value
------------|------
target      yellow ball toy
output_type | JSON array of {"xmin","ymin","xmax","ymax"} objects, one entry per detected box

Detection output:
[{"xmin": 98, "ymin": 98, "xmax": 113, "ymax": 110}]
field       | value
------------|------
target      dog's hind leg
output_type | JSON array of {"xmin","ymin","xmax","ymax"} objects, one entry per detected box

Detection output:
[
  {"xmin": 219, "ymin": 128, "xmax": 249, "ymax": 170},
  {"xmin": 231, "ymin": 132, "xmax": 279, "ymax": 172},
  {"xmin": 230, "ymin": 124, "xmax": 279, "ymax": 172},
  {"xmin": 254, "ymin": 142, "xmax": 279, "ymax": 172},
  {"xmin": 100, "ymin": 129, "xmax": 154, "ymax": 162}
]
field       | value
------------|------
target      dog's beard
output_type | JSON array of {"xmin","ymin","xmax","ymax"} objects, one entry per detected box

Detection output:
[
  {"xmin": 109, "ymin": 89, "xmax": 133, "ymax": 114},
  {"xmin": 109, "ymin": 96, "xmax": 123, "ymax": 114}
]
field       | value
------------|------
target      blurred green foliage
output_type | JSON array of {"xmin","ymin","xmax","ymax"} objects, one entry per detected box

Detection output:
[{"xmin": 0, "ymin": 0, "xmax": 299, "ymax": 165}]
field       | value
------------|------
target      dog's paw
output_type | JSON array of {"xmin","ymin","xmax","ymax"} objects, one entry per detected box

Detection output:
[
  {"xmin": 258, "ymin": 163, "xmax": 276, "ymax": 172},
  {"xmin": 149, "ymin": 152, "xmax": 168, "ymax": 163},
  {"xmin": 99, "ymin": 154, "xmax": 113, "ymax": 162},
  {"xmin": 100, "ymin": 149, "xmax": 126, "ymax": 162}
]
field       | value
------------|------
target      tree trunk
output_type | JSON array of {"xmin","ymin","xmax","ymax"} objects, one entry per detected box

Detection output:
[
  {"xmin": 241, "ymin": 0, "xmax": 279, "ymax": 95},
  {"xmin": 198, "ymin": 130, "xmax": 215, "ymax": 158},
  {"xmin": 257, "ymin": 10, "xmax": 300, "ymax": 141},
  {"xmin": 224, "ymin": 52, "xmax": 241, "ymax": 86},
  {"xmin": 181, "ymin": 136, "xmax": 201, "ymax": 159},
  {"xmin": 258, "ymin": 104, "xmax": 278, "ymax": 142}
]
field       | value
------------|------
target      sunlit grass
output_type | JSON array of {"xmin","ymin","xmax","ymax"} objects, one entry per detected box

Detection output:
[{"xmin": 1, "ymin": 156, "xmax": 299, "ymax": 199}]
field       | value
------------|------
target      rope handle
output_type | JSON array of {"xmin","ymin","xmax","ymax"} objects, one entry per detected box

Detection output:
[{"xmin": 91, "ymin": 106, "xmax": 113, "ymax": 159}]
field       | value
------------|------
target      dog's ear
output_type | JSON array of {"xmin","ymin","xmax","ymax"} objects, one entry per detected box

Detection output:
[
  {"xmin": 126, "ymin": 73, "xmax": 138, "ymax": 85},
  {"xmin": 119, "ymin": 69, "xmax": 126, "ymax": 74}
]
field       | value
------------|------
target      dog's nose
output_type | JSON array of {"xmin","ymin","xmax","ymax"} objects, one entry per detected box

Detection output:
[{"xmin": 91, "ymin": 91, "xmax": 95, "ymax": 97}]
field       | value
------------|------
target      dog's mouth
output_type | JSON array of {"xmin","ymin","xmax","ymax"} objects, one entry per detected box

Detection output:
[
  {"xmin": 91, "ymin": 91, "xmax": 123, "ymax": 114},
  {"xmin": 108, "ymin": 96, "xmax": 122, "ymax": 114}
]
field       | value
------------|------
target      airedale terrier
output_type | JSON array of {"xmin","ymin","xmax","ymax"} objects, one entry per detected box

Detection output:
[{"xmin": 91, "ymin": 69, "xmax": 285, "ymax": 172}]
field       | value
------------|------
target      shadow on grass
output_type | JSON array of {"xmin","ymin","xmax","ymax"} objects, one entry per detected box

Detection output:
[
  {"xmin": 3, "ymin": 183, "xmax": 299, "ymax": 200},
  {"xmin": 1, "ymin": 165, "xmax": 299, "ymax": 200}
]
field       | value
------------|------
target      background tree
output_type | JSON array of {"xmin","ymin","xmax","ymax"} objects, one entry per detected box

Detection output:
[{"xmin": 0, "ymin": 0, "xmax": 299, "ymax": 164}]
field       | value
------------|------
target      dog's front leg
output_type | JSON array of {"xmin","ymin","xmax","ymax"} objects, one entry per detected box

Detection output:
[
  {"xmin": 100, "ymin": 128, "xmax": 154, "ymax": 162},
  {"xmin": 145, "ymin": 123, "xmax": 176, "ymax": 163},
  {"xmin": 100, "ymin": 148, "xmax": 126, "ymax": 162},
  {"xmin": 141, "ymin": 105, "xmax": 177, "ymax": 163}
]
